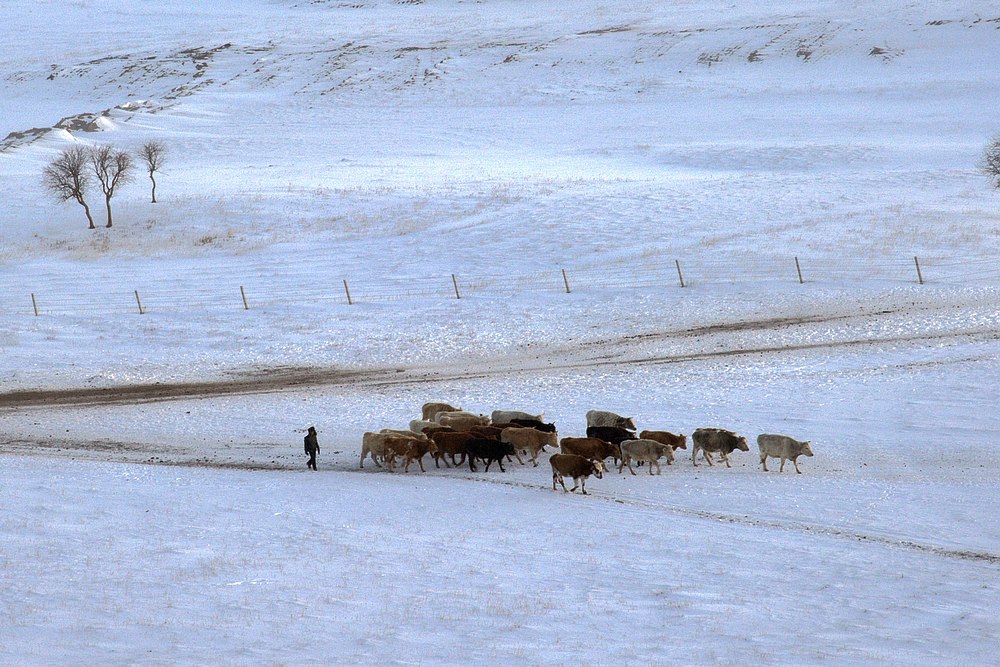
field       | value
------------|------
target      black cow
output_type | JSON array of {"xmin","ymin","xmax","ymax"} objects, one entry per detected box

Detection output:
[
  {"xmin": 586, "ymin": 425, "xmax": 635, "ymax": 445},
  {"xmin": 510, "ymin": 418, "xmax": 558, "ymax": 433},
  {"xmin": 467, "ymin": 438, "xmax": 516, "ymax": 472}
]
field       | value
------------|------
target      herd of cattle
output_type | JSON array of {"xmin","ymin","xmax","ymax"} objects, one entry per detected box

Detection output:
[{"xmin": 359, "ymin": 403, "xmax": 815, "ymax": 494}]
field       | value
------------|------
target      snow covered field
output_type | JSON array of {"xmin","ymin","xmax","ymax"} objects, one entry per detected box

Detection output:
[{"xmin": 2, "ymin": 1, "xmax": 999, "ymax": 664}]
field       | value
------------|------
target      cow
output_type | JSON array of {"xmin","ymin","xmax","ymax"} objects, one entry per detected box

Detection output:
[
  {"xmin": 491, "ymin": 410, "xmax": 544, "ymax": 424},
  {"xmin": 559, "ymin": 437, "xmax": 621, "ymax": 465},
  {"xmin": 421, "ymin": 402, "xmax": 462, "ymax": 421},
  {"xmin": 429, "ymin": 430, "xmax": 476, "ymax": 468},
  {"xmin": 435, "ymin": 411, "xmax": 491, "ymax": 431},
  {"xmin": 586, "ymin": 426, "xmax": 635, "ymax": 445},
  {"xmin": 757, "ymin": 433, "xmax": 814, "ymax": 473},
  {"xmin": 409, "ymin": 419, "xmax": 439, "ymax": 434},
  {"xmin": 501, "ymin": 427, "xmax": 558, "ymax": 466},
  {"xmin": 550, "ymin": 454, "xmax": 605, "ymax": 495},
  {"xmin": 467, "ymin": 438, "xmax": 516, "ymax": 472},
  {"xmin": 469, "ymin": 424, "xmax": 509, "ymax": 440},
  {"xmin": 360, "ymin": 431, "xmax": 420, "ymax": 469},
  {"xmin": 586, "ymin": 410, "xmax": 636, "ymax": 431},
  {"xmin": 639, "ymin": 430, "xmax": 687, "ymax": 452},
  {"xmin": 619, "ymin": 439, "xmax": 674, "ymax": 475},
  {"xmin": 691, "ymin": 428, "xmax": 749, "ymax": 467},
  {"xmin": 385, "ymin": 437, "xmax": 438, "ymax": 473},
  {"xmin": 381, "ymin": 428, "xmax": 428, "ymax": 441},
  {"xmin": 509, "ymin": 418, "xmax": 557, "ymax": 433}
]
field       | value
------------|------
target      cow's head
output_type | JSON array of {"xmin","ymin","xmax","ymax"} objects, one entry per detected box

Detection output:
[
  {"xmin": 676, "ymin": 434, "xmax": 687, "ymax": 450},
  {"xmin": 801, "ymin": 441, "xmax": 814, "ymax": 457},
  {"xmin": 735, "ymin": 436, "xmax": 749, "ymax": 452},
  {"xmin": 620, "ymin": 417, "xmax": 637, "ymax": 431},
  {"xmin": 591, "ymin": 460, "xmax": 605, "ymax": 479}
]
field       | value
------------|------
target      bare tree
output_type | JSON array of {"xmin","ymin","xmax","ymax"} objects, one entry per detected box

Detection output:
[
  {"xmin": 137, "ymin": 140, "xmax": 166, "ymax": 203},
  {"xmin": 89, "ymin": 145, "xmax": 134, "ymax": 228},
  {"xmin": 982, "ymin": 136, "xmax": 1000, "ymax": 188},
  {"xmin": 43, "ymin": 146, "xmax": 97, "ymax": 229}
]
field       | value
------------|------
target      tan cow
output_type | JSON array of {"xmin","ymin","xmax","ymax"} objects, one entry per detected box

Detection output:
[
  {"xmin": 501, "ymin": 427, "xmax": 558, "ymax": 466},
  {"xmin": 619, "ymin": 439, "xmax": 674, "ymax": 475},
  {"xmin": 757, "ymin": 433, "xmax": 814, "ymax": 473}
]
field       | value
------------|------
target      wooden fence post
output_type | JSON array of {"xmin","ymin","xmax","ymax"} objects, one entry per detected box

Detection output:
[
  {"xmin": 914, "ymin": 256, "xmax": 924, "ymax": 285},
  {"xmin": 452, "ymin": 274, "xmax": 461, "ymax": 299},
  {"xmin": 795, "ymin": 256, "xmax": 804, "ymax": 284},
  {"xmin": 240, "ymin": 286, "xmax": 249, "ymax": 310},
  {"xmin": 562, "ymin": 268, "xmax": 571, "ymax": 293},
  {"xmin": 675, "ymin": 259, "xmax": 686, "ymax": 288},
  {"xmin": 343, "ymin": 279, "xmax": 353, "ymax": 305},
  {"xmin": 31, "ymin": 293, "xmax": 38, "ymax": 317},
  {"xmin": 134, "ymin": 290, "xmax": 145, "ymax": 315}
]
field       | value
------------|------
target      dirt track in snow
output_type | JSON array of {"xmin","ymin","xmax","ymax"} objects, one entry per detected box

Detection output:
[{"xmin": 1, "ymin": 308, "xmax": 993, "ymax": 410}]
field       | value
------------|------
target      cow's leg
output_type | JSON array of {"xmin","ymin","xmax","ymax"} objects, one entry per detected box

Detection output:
[
  {"xmin": 793, "ymin": 457, "xmax": 802, "ymax": 474},
  {"xmin": 511, "ymin": 449, "xmax": 525, "ymax": 466},
  {"xmin": 618, "ymin": 457, "xmax": 626, "ymax": 474},
  {"xmin": 651, "ymin": 459, "xmax": 659, "ymax": 475},
  {"xmin": 418, "ymin": 456, "xmax": 426, "ymax": 473},
  {"xmin": 779, "ymin": 457, "xmax": 787, "ymax": 473},
  {"xmin": 691, "ymin": 447, "xmax": 699, "ymax": 467},
  {"xmin": 704, "ymin": 451, "xmax": 714, "ymax": 466},
  {"xmin": 761, "ymin": 454, "xmax": 769, "ymax": 472},
  {"xmin": 626, "ymin": 456, "xmax": 637, "ymax": 476},
  {"xmin": 554, "ymin": 473, "xmax": 569, "ymax": 492},
  {"xmin": 360, "ymin": 447, "xmax": 367, "ymax": 469},
  {"xmin": 469, "ymin": 456, "xmax": 477, "ymax": 472},
  {"xmin": 579, "ymin": 477, "xmax": 588, "ymax": 495},
  {"xmin": 498, "ymin": 457, "xmax": 506, "ymax": 473},
  {"xmin": 722, "ymin": 451, "xmax": 732, "ymax": 468}
]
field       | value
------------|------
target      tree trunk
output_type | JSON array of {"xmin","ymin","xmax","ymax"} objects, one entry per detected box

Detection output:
[
  {"xmin": 76, "ymin": 195, "xmax": 96, "ymax": 229},
  {"xmin": 105, "ymin": 195, "xmax": 113, "ymax": 228},
  {"xmin": 150, "ymin": 174, "xmax": 157, "ymax": 203}
]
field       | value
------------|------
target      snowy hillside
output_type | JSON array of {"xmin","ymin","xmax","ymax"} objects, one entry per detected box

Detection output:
[{"xmin": 1, "ymin": 1, "xmax": 999, "ymax": 664}]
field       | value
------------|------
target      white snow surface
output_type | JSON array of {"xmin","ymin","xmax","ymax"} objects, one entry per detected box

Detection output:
[{"xmin": 2, "ymin": 1, "xmax": 1000, "ymax": 664}]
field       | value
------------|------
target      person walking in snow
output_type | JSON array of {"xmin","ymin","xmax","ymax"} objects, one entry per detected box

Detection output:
[{"xmin": 304, "ymin": 426, "xmax": 320, "ymax": 470}]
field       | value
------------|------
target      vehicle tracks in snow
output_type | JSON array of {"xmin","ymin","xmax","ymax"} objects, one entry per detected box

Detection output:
[
  {"xmin": 1, "ymin": 311, "xmax": 995, "ymax": 410},
  {"xmin": 450, "ymin": 473, "xmax": 1000, "ymax": 566}
]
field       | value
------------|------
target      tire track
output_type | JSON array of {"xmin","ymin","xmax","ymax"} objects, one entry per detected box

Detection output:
[
  {"xmin": 443, "ymin": 473, "xmax": 1000, "ymax": 566},
  {"xmin": 3, "ymin": 437, "xmax": 998, "ymax": 566}
]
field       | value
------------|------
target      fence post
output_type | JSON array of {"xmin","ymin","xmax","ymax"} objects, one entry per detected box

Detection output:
[
  {"xmin": 561, "ymin": 268, "xmax": 571, "ymax": 293},
  {"xmin": 134, "ymin": 290, "xmax": 145, "ymax": 315},
  {"xmin": 452, "ymin": 274, "xmax": 461, "ymax": 299},
  {"xmin": 240, "ymin": 286, "xmax": 249, "ymax": 310},
  {"xmin": 914, "ymin": 256, "xmax": 924, "ymax": 285},
  {"xmin": 343, "ymin": 279, "xmax": 353, "ymax": 305},
  {"xmin": 675, "ymin": 259, "xmax": 686, "ymax": 288},
  {"xmin": 31, "ymin": 293, "xmax": 38, "ymax": 317},
  {"xmin": 795, "ymin": 256, "xmax": 804, "ymax": 284}
]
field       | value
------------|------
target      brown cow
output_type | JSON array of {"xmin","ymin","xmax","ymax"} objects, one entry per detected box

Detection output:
[
  {"xmin": 550, "ymin": 454, "xmax": 604, "ymax": 495},
  {"xmin": 559, "ymin": 437, "xmax": 621, "ymax": 465},
  {"xmin": 639, "ymin": 430, "xmax": 687, "ymax": 452},
  {"xmin": 429, "ymin": 430, "xmax": 477, "ymax": 468},
  {"xmin": 385, "ymin": 438, "xmax": 438, "ymax": 473}
]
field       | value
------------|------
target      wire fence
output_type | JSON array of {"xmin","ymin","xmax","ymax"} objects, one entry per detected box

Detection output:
[{"xmin": 4, "ymin": 254, "xmax": 999, "ymax": 317}]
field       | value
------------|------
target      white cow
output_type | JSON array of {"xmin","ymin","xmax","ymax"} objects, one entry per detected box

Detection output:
[
  {"xmin": 586, "ymin": 410, "xmax": 636, "ymax": 431},
  {"xmin": 757, "ymin": 434, "xmax": 814, "ymax": 473},
  {"xmin": 491, "ymin": 410, "xmax": 544, "ymax": 424}
]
